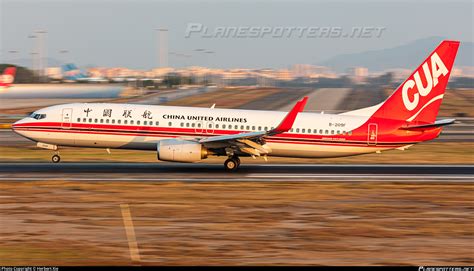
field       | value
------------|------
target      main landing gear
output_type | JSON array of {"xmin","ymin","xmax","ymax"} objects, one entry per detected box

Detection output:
[
  {"xmin": 224, "ymin": 156, "xmax": 240, "ymax": 171},
  {"xmin": 52, "ymin": 153, "xmax": 61, "ymax": 163}
]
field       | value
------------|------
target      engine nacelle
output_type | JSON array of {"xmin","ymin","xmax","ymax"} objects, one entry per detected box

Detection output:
[{"xmin": 157, "ymin": 139, "xmax": 208, "ymax": 162}]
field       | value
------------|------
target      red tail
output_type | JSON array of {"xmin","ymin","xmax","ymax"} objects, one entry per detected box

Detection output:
[
  {"xmin": 0, "ymin": 67, "xmax": 17, "ymax": 87},
  {"xmin": 370, "ymin": 40, "xmax": 459, "ymax": 125}
]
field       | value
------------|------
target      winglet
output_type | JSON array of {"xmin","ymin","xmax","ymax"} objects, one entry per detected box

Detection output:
[{"xmin": 269, "ymin": 96, "xmax": 308, "ymax": 135}]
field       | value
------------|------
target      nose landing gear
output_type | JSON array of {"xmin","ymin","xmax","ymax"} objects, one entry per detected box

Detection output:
[
  {"xmin": 224, "ymin": 156, "xmax": 240, "ymax": 171},
  {"xmin": 52, "ymin": 153, "xmax": 61, "ymax": 163}
]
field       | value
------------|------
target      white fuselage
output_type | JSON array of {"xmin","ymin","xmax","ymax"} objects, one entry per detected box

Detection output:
[{"xmin": 12, "ymin": 102, "xmax": 400, "ymax": 158}]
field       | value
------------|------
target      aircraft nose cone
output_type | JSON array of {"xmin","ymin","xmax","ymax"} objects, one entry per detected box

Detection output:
[{"xmin": 11, "ymin": 118, "xmax": 25, "ymax": 132}]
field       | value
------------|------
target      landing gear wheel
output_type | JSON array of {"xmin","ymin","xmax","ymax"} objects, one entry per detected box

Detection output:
[
  {"xmin": 233, "ymin": 156, "xmax": 241, "ymax": 167},
  {"xmin": 52, "ymin": 154, "xmax": 61, "ymax": 163},
  {"xmin": 224, "ymin": 158, "xmax": 239, "ymax": 171}
]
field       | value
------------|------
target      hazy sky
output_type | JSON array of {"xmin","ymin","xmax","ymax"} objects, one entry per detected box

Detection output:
[{"xmin": 1, "ymin": 0, "xmax": 473, "ymax": 69}]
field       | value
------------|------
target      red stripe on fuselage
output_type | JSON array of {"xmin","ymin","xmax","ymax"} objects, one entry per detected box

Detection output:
[{"xmin": 14, "ymin": 121, "xmax": 410, "ymax": 148}]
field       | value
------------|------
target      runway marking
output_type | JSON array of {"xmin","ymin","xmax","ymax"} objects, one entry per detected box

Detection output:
[{"xmin": 120, "ymin": 204, "xmax": 141, "ymax": 263}]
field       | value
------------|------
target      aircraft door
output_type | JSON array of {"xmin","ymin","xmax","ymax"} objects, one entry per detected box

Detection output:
[
  {"xmin": 61, "ymin": 108, "xmax": 73, "ymax": 129},
  {"xmin": 367, "ymin": 123, "xmax": 378, "ymax": 145}
]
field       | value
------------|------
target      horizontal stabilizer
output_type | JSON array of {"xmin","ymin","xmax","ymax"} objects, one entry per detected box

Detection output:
[{"xmin": 399, "ymin": 119, "xmax": 455, "ymax": 131}]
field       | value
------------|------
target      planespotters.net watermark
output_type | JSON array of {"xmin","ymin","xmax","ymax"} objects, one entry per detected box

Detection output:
[{"xmin": 185, "ymin": 23, "xmax": 386, "ymax": 39}]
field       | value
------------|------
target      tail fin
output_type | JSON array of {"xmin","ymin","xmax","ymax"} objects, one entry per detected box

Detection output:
[
  {"xmin": 0, "ymin": 67, "xmax": 16, "ymax": 87},
  {"xmin": 62, "ymin": 63, "xmax": 87, "ymax": 80},
  {"xmin": 370, "ymin": 40, "xmax": 459, "ymax": 124}
]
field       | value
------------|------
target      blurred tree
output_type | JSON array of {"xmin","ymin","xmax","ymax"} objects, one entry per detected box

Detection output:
[
  {"xmin": 162, "ymin": 75, "xmax": 195, "ymax": 87},
  {"xmin": 451, "ymin": 77, "xmax": 474, "ymax": 88},
  {"xmin": 369, "ymin": 72, "xmax": 393, "ymax": 87}
]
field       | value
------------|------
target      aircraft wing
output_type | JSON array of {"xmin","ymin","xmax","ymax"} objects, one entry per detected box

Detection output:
[
  {"xmin": 199, "ymin": 131, "xmax": 266, "ymax": 143},
  {"xmin": 198, "ymin": 97, "xmax": 308, "ymax": 157}
]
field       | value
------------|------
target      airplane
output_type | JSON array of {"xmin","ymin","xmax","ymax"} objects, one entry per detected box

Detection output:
[
  {"xmin": 12, "ymin": 40, "xmax": 459, "ymax": 171},
  {"xmin": 0, "ymin": 67, "xmax": 16, "ymax": 91},
  {"xmin": 62, "ymin": 63, "xmax": 108, "ymax": 83}
]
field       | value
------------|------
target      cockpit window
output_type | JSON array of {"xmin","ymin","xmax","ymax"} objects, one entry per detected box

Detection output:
[{"xmin": 30, "ymin": 113, "xmax": 47, "ymax": 120}]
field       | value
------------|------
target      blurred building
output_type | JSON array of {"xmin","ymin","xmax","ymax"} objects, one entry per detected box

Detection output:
[
  {"xmin": 46, "ymin": 67, "xmax": 62, "ymax": 80},
  {"xmin": 70, "ymin": 63, "xmax": 474, "ymax": 87},
  {"xmin": 452, "ymin": 67, "xmax": 474, "ymax": 78},
  {"xmin": 292, "ymin": 64, "xmax": 336, "ymax": 78}
]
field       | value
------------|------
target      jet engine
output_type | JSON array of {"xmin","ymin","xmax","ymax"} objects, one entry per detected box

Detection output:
[{"xmin": 157, "ymin": 139, "xmax": 209, "ymax": 162}]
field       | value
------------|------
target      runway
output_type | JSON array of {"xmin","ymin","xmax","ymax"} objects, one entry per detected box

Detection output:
[
  {"xmin": 1, "ymin": 163, "xmax": 472, "ymax": 182},
  {"xmin": 2, "ymin": 163, "xmax": 473, "ymax": 265}
]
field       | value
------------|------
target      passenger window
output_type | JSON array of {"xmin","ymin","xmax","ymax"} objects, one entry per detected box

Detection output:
[
  {"xmin": 222, "ymin": 124, "xmax": 226, "ymax": 129},
  {"xmin": 319, "ymin": 129, "xmax": 323, "ymax": 134},
  {"xmin": 89, "ymin": 118, "xmax": 92, "ymax": 122},
  {"xmin": 240, "ymin": 125, "xmax": 244, "ymax": 130},
  {"xmin": 77, "ymin": 118, "xmax": 81, "ymax": 122},
  {"xmin": 191, "ymin": 123, "xmax": 195, "ymax": 128},
  {"xmin": 83, "ymin": 118, "xmax": 86, "ymax": 122},
  {"xmin": 168, "ymin": 122, "xmax": 172, "ymax": 126},
  {"xmin": 216, "ymin": 124, "xmax": 219, "ymax": 128},
  {"xmin": 130, "ymin": 120, "xmax": 134, "ymax": 125},
  {"xmin": 180, "ymin": 122, "xmax": 184, "ymax": 127},
  {"xmin": 106, "ymin": 119, "xmax": 110, "ymax": 124},
  {"xmin": 246, "ymin": 125, "xmax": 250, "ymax": 130},
  {"xmin": 348, "ymin": 131, "xmax": 352, "ymax": 135},
  {"xmin": 302, "ymin": 128, "xmax": 306, "ymax": 133},
  {"xmin": 116, "ymin": 120, "xmax": 120, "ymax": 124},
  {"xmin": 94, "ymin": 119, "xmax": 98, "ymax": 123},
  {"xmin": 186, "ymin": 123, "xmax": 190, "ymax": 127},
  {"xmin": 155, "ymin": 121, "xmax": 159, "ymax": 126},
  {"xmin": 235, "ymin": 125, "xmax": 238, "ymax": 129},
  {"xmin": 331, "ymin": 130, "xmax": 334, "ymax": 134},
  {"xmin": 100, "ymin": 119, "xmax": 104, "ymax": 123},
  {"xmin": 337, "ymin": 130, "xmax": 340, "ymax": 134},
  {"xmin": 258, "ymin": 126, "xmax": 261, "ymax": 131},
  {"xmin": 137, "ymin": 120, "xmax": 140, "ymax": 125},
  {"xmin": 265, "ymin": 127, "xmax": 268, "ymax": 131},
  {"xmin": 313, "ymin": 129, "xmax": 317, "ymax": 134},
  {"xmin": 124, "ymin": 120, "xmax": 128, "ymax": 124},
  {"xmin": 296, "ymin": 128, "xmax": 300, "ymax": 133},
  {"xmin": 325, "ymin": 130, "xmax": 328, "ymax": 134},
  {"xmin": 209, "ymin": 123, "xmax": 213, "ymax": 128},
  {"xmin": 144, "ymin": 121, "xmax": 147, "ymax": 125},
  {"xmin": 252, "ymin": 126, "xmax": 255, "ymax": 130}
]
